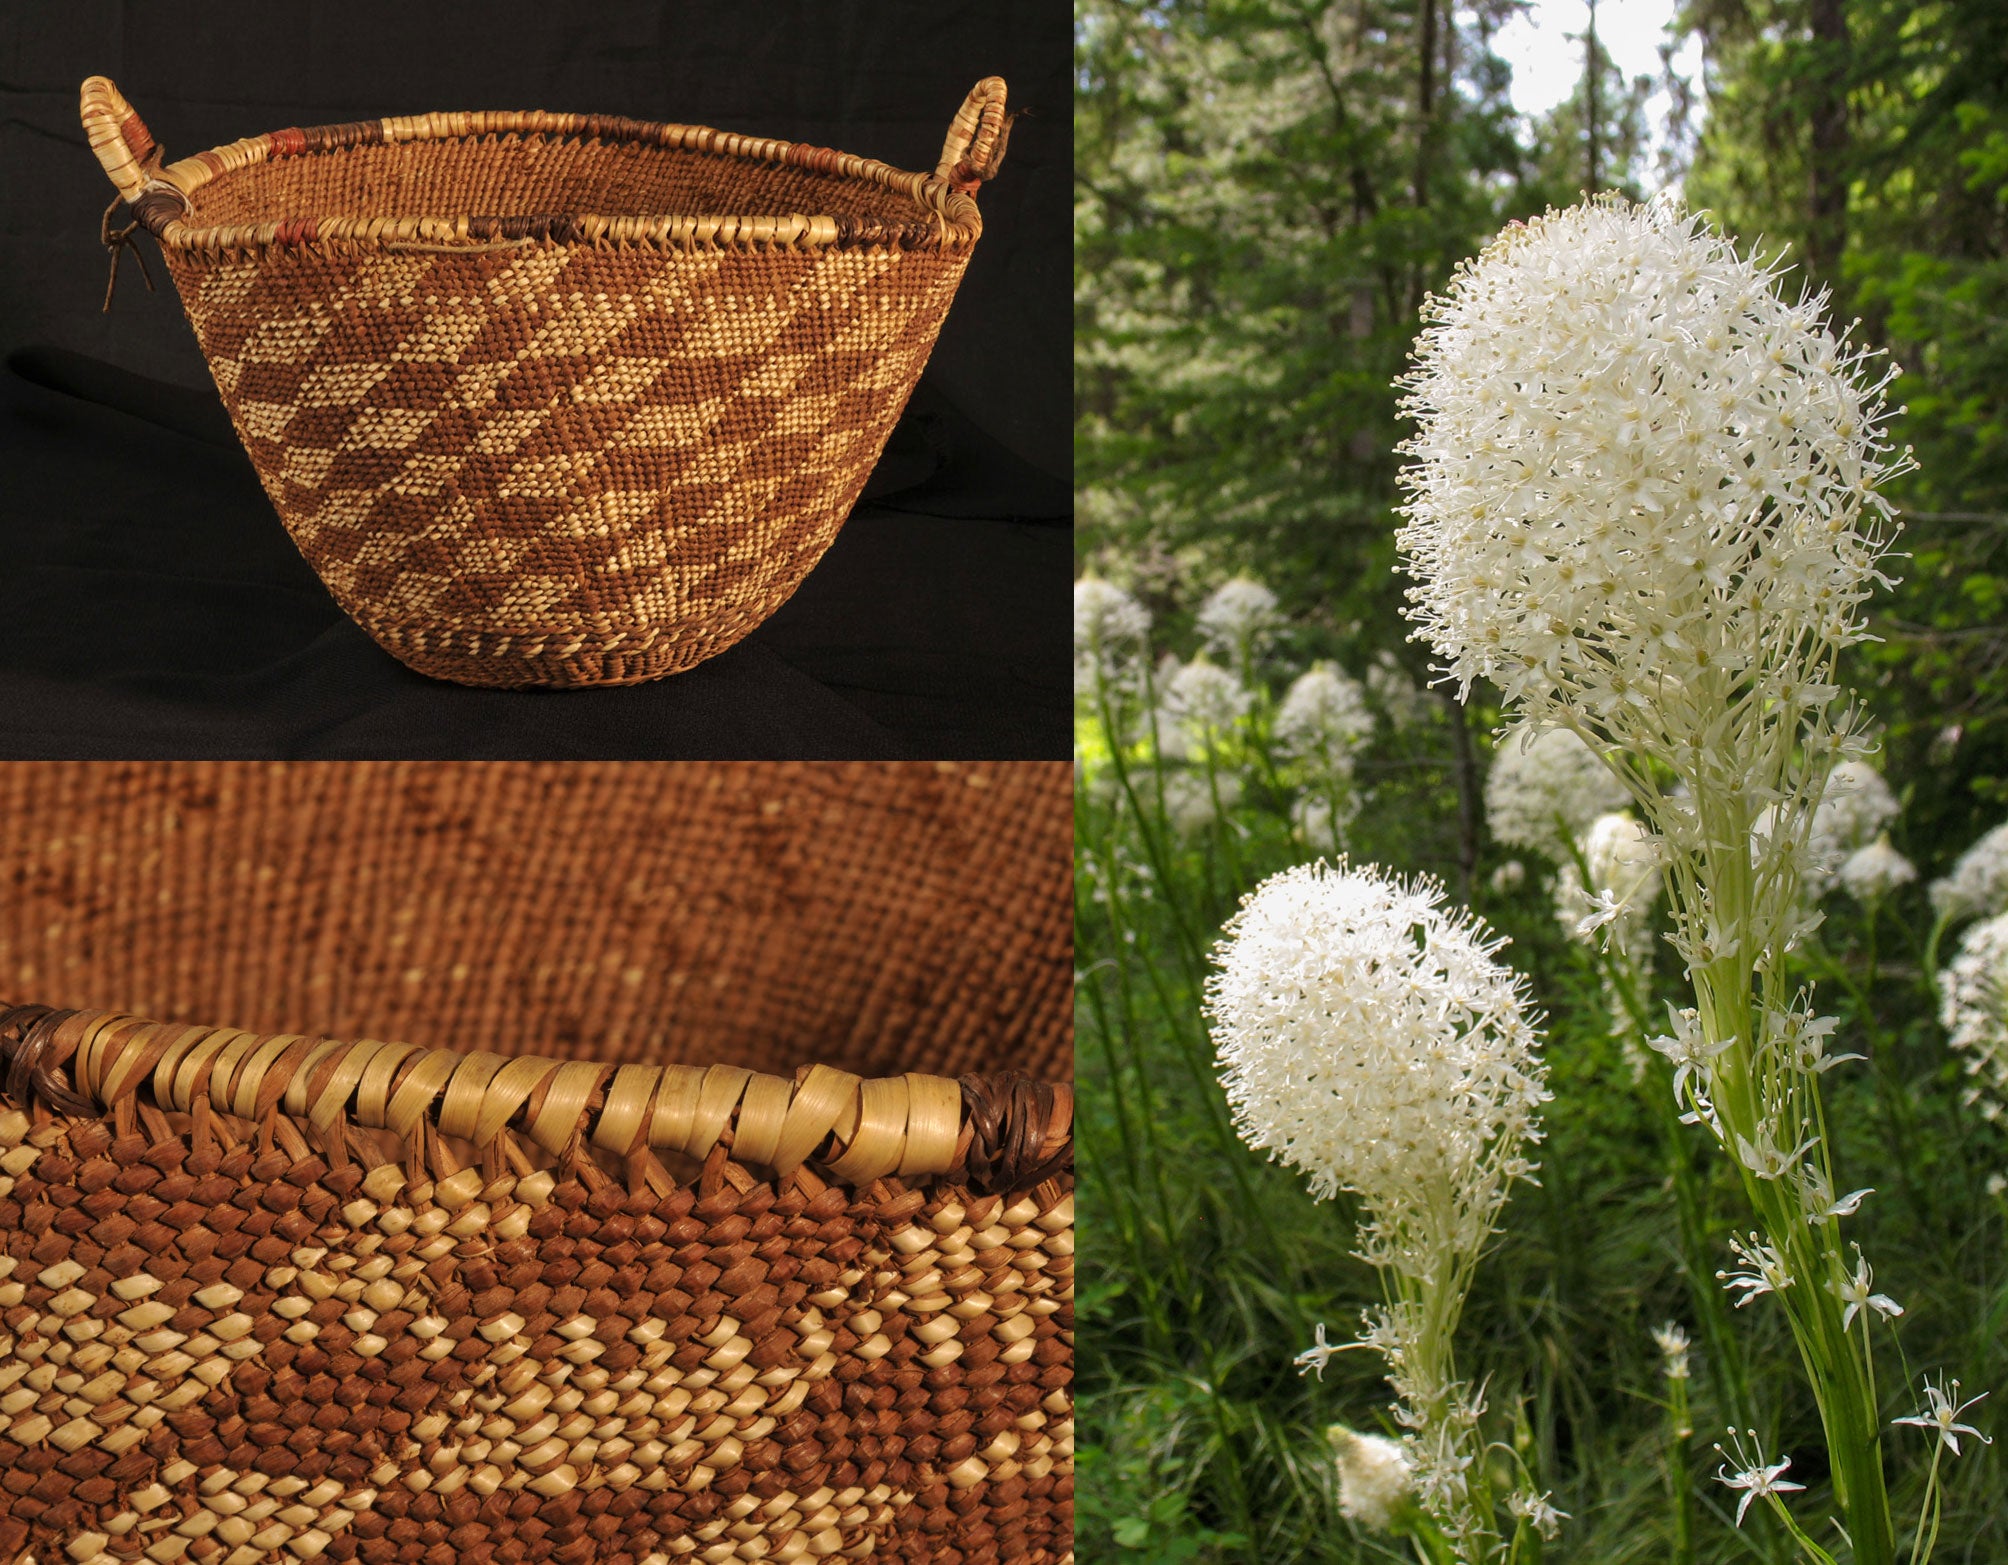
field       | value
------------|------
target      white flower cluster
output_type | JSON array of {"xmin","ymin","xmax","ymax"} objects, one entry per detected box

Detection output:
[
  {"xmin": 1939, "ymin": 911, "xmax": 2008, "ymax": 1121},
  {"xmin": 1485, "ymin": 727, "xmax": 1630, "ymax": 861},
  {"xmin": 1397, "ymin": 194, "xmax": 1904, "ymax": 737},
  {"xmin": 1367, "ymin": 651, "xmax": 1435, "ymax": 732},
  {"xmin": 1275, "ymin": 663, "xmax": 1374, "ymax": 774},
  {"xmin": 1197, "ymin": 577, "xmax": 1281, "ymax": 668},
  {"xmin": 1159, "ymin": 770, "xmax": 1243, "ymax": 838},
  {"xmin": 1210, "ymin": 860, "xmax": 1548, "ymax": 1261},
  {"xmin": 1074, "ymin": 575, "xmax": 1151, "ymax": 697},
  {"xmin": 1837, "ymin": 835, "xmax": 1915, "ymax": 905},
  {"xmin": 1327, "ymin": 1426, "xmax": 1412, "ymax": 1531},
  {"xmin": 1553, "ymin": 812, "xmax": 1662, "ymax": 986},
  {"xmin": 1153, "ymin": 657, "xmax": 1250, "ymax": 761},
  {"xmin": 1801, "ymin": 760, "xmax": 1904, "ymax": 898},
  {"xmin": 1291, "ymin": 792, "xmax": 1355, "ymax": 854},
  {"xmin": 1224, "ymin": 865, "xmax": 1551, "ymax": 1557},
  {"xmin": 1933, "ymin": 823, "xmax": 2008, "ymax": 924}
]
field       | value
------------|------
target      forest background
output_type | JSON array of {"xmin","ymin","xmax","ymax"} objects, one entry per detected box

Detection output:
[{"xmin": 1075, "ymin": 1, "xmax": 2008, "ymax": 1560}]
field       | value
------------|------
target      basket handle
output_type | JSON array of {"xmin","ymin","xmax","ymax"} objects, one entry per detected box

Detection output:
[
  {"xmin": 81, "ymin": 75, "xmax": 163, "ymax": 202},
  {"xmin": 935, "ymin": 76, "xmax": 1011, "ymax": 191}
]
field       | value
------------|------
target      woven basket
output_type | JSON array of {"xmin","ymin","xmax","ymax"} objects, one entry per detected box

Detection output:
[
  {"xmin": 0, "ymin": 762, "xmax": 1073, "ymax": 1564},
  {"xmin": 79, "ymin": 76, "xmax": 1010, "ymax": 688}
]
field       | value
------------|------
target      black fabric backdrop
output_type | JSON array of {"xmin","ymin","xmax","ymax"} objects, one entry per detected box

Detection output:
[{"xmin": 0, "ymin": 1, "xmax": 1069, "ymax": 758}]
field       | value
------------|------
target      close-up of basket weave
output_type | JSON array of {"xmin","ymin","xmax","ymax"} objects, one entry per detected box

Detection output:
[
  {"xmin": 0, "ymin": 761, "xmax": 1073, "ymax": 1564},
  {"xmin": 79, "ymin": 75, "xmax": 1011, "ymax": 689}
]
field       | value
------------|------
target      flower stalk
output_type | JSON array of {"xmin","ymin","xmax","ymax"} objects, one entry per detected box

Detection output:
[{"xmin": 1396, "ymin": 194, "xmax": 1938, "ymax": 1563}]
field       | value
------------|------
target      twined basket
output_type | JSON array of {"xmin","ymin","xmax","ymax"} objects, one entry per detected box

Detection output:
[
  {"xmin": 0, "ymin": 762, "xmax": 1072, "ymax": 1565},
  {"xmin": 80, "ymin": 76, "xmax": 1010, "ymax": 688}
]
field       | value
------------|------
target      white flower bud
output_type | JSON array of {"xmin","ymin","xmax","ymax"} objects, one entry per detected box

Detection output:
[{"xmin": 1328, "ymin": 1426, "xmax": 1413, "ymax": 1531}]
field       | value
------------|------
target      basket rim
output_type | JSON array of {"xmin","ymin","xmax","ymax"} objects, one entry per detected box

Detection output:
[
  {"xmin": 0, "ymin": 1001, "xmax": 1074, "ymax": 1199},
  {"xmin": 130, "ymin": 108, "xmax": 987, "ymax": 258}
]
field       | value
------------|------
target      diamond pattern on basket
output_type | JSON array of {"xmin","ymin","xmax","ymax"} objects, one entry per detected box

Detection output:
[
  {"xmin": 0, "ymin": 1113, "xmax": 1075, "ymax": 1564},
  {"xmin": 172, "ymin": 243, "xmax": 966, "ymax": 683}
]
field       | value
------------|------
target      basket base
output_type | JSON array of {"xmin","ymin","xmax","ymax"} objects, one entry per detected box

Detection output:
[{"xmin": 364, "ymin": 613, "xmax": 762, "ymax": 688}]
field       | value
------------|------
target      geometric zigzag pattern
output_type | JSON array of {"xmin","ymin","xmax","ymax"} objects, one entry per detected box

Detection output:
[
  {"xmin": 0, "ymin": 1110, "xmax": 1074, "ymax": 1564},
  {"xmin": 166, "ymin": 244, "xmax": 968, "ymax": 687}
]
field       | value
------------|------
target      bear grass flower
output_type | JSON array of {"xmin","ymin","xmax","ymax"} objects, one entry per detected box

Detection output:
[
  {"xmin": 1397, "ymin": 193, "xmax": 1924, "ymax": 1562},
  {"xmin": 1197, "ymin": 576, "xmax": 1281, "ymax": 675},
  {"xmin": 1275, "ymin": 662, "xmax": 1374, "ymax": 774},
  {"xmin": 1073, "ymin": 574, "xmax": 1150, "ymax": 692},
  {"xmin": 1553, "ymin": 811, "xmax": 1661, "ymax": 957},
  {"xmin": 1397, "ymin": 193, "xmax": 1905, "ymax": 749},
  {"xmin": 1838, "ymin": 833, "xmax": 1916, "ymax": 907},
  {"xmin": 1209, "ymin": 860, "xmax": 1547, "ymax": 1238},
  {"xmin": 1211, "ymin": 862, "xmax": 1550, "ymax": 1559},
  {"xmin": 1938, "ymin": 910, "xmax": 2008, "ymax": 1119},
  {"xmin": 1328, "ymin": 1426, "xmax": 1414, "ymax": 1531},
  {"xmin": 1153, "ymin": 656, "xmax": 1250, "ymax": 762},
  {"xmin": 1932, "ymin": 822, "xmax": 2008, "ymax": 924},
  {"xmin": 1485, "ymin": 727, "xmax": 1630, "ymax": 862}
]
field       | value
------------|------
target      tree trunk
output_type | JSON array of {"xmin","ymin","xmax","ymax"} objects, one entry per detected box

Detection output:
[
  {"xmin": 1586, "ymin": 0, "xmax": 1601, "ymax": 192},
  {"xmin": 1415, "ymin": 0, "xmax": 1437, "ymax": 210},
  {"xmin": 1807, "ymin": 0, "xmax": 1850, "ymax": 292}
]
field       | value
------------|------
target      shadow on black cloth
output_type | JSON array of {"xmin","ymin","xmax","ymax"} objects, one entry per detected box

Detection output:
[{"xmin": 0, "ymin": 348, "xmax": 1070, "ymax": 759}]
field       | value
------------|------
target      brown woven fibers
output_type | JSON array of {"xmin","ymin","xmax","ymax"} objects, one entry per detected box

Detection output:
[
  {"xmin": 0, "ymin": 761, "xmax": 1071, "ymax": 1084},
  {"xmin": 80, "ymin": 76, "xmax": 1011, "ymax": 688}
]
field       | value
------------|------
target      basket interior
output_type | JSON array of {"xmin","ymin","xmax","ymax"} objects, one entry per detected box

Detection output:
[
  {"xmin": 187, "ymin": 133, "xmax": 934, "ymax": 229},
  {"xmin": 0, "ymin": 761, "xmax": 1071, "ymax": 1085}
]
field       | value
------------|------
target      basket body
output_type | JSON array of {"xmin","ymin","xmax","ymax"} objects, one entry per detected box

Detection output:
[
  {"xmin": 83, "ymin": 80, "xmax": 1010, "ymax": 688},
  {"xmin": 160, "ymin": 241, "xmax": 968, "ymax": 686}
]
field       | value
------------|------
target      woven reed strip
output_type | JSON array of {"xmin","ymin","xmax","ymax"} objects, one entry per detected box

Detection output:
[{"xmin": 3, "ymin": 1004, "xmax": 1070, "ymax": 1197}]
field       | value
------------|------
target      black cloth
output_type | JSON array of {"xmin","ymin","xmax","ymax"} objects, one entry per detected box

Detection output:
[{"xmin": 0, "ymin": 0, "xmax": 1069, "ymax": 759}]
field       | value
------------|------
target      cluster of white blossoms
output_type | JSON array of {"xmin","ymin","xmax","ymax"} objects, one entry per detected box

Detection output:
[
  {"xmin": 1275, "ymin": 662, "xmax": 1375, "ymax": 773},
  {"xmin": 1837, "ymin": 834, "xmax": 1916, "ymax": 905},
  {"xmin": 1485, "ymin": 727, "xmax": 1630, "ymax": 862},
  {"xmin": 1291, "ymin": 792, "xmax": 1355, "ymax": 854},
  {"xmin": 1153, "ymin": 656, "xmax": 1251, "ymax": 761},
  {"xmin": 1553, "ymin": 811, "xmax": 1662, "ymax": 957},
  {"xmin": 1197, "ymin": 576, "xmax": 1282, "ymax": 670},
  {"xmin": 1160, "ymin": 770, "xmax": 1243, "ymax": 839},
  {"xmin": 1276, "ymin": 663, "xmax": 1375, "ymax": 852},
  {"xmin": 1932, "ymin": 822, "xmax": 2008, "ymax": 924},
  {"xmin": 1938, "ymin": 911, "xmax": 2008, "ymax": 1121},
  {"xmin": 1808, "ymin": 761, "xmax": 1899, "ymax": 866},
  {"xmin": 1210, "ymin": 861, "xmax": 1548, "ymax": 1233},
  {"xmin": 1328, "ymin": 1426, "xmax": 1413, "ymax": 1531},
  {"xmin": 1074, "ymin": 575, "xmax": 1152, "ymax": 699},
  {"xmin": 1397, "ymin": 193, "xmax": 1905, "ymax": 748},
  {"xmin": 1212, "ymin": 862, "xmax": 1549, "ymax": 1555},
  {"xmin": 1367, "ymin": 650, "xmax": 1435, "ymax": 732},
  {"xmin": 1397, "ymin": 195, "xmax": 1938, "ymax": 1554}
]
